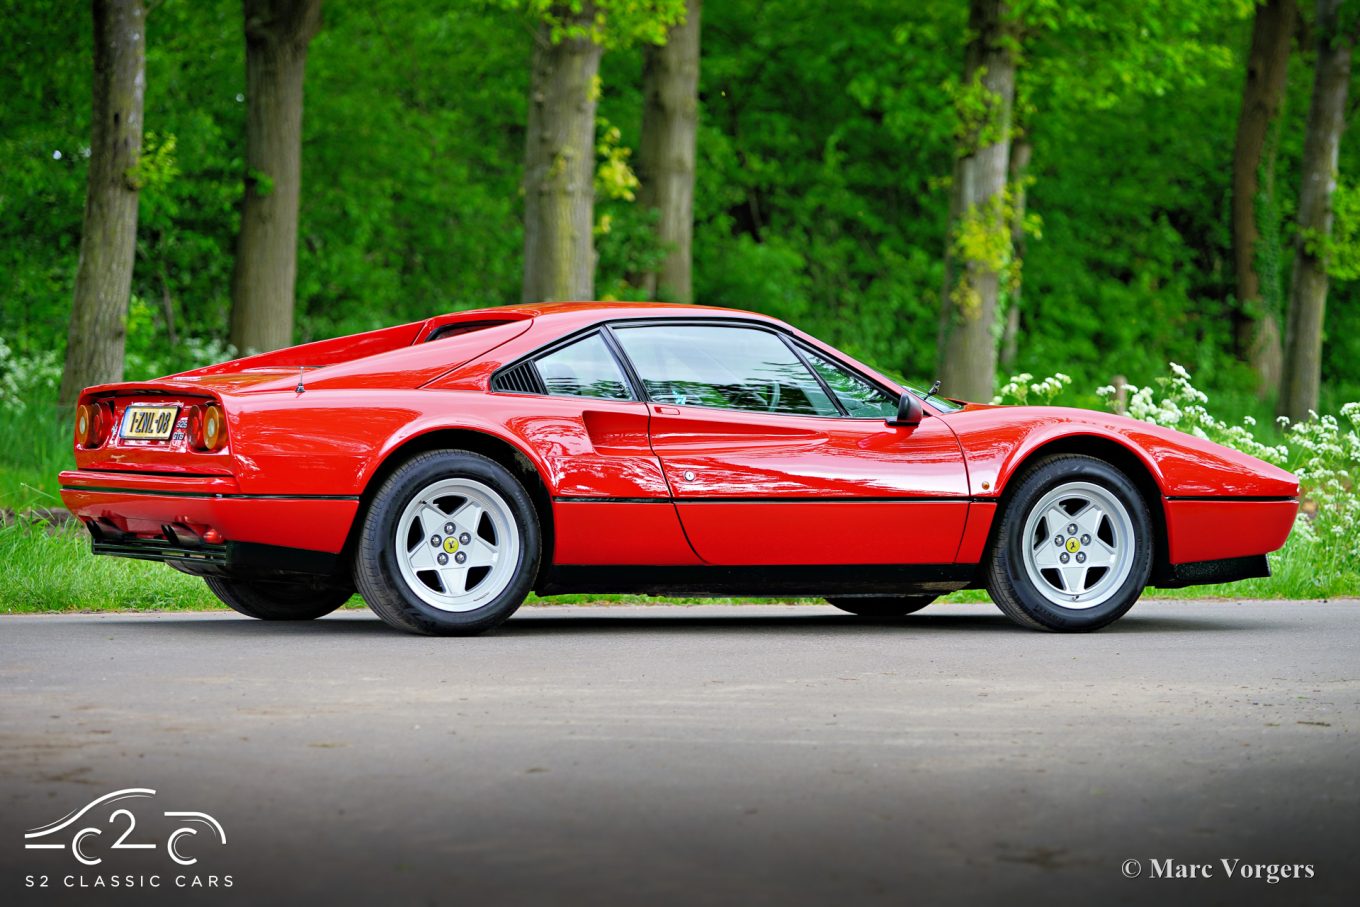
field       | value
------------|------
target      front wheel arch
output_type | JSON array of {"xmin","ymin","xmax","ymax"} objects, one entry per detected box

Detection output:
[{"xmin": 986, "ymin": 435, "xmax": 1169, "ymax": 584}]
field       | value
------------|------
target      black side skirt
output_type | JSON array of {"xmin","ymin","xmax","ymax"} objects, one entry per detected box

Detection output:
[{"xmin": 537, "ymin": 564, "xmax": 975, "ymax": 598}]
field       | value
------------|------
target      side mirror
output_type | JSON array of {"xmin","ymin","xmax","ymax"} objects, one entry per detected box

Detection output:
[{"xmin": 887, "ymin": 392, "xmax": 922, "ymax": 427}]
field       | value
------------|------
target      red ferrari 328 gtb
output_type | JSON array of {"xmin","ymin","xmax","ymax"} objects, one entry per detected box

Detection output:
[{"xmin": 60, "ymin": 303, "xmax": 1298, "ymax": 635}]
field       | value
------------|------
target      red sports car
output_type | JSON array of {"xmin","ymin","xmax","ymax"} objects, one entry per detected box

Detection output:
[{"xmin": 60, "ymin": 303, "xmax": 1298, "ymax": 634}]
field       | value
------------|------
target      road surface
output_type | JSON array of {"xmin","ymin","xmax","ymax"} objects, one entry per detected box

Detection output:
[{"xmin": 2, "ymin": 601, "xmax": 1357, "ymax": 905}]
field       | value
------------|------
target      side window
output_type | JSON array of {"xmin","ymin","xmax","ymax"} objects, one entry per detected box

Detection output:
[
  {"xmin": 611, "ymin": 325, "xmax": 839, "ymax": 416},
  {"xmin": 799, "ymin": 345, "xmax": 899, "ymax": 418},
  {"xmin": 533, "ymin": 333, "xmax": 633, "ymax": 400}
]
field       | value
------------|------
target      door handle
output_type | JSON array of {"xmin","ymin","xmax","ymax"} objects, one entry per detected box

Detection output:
[{"xmin": 655, "ymin": 406, "xmax": 681, "ymax": 415}]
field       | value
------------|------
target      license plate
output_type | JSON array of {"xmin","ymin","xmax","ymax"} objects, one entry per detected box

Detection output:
[{"xmin": 120, "ymin": 404, "xmax": 181, "ymax": 441}]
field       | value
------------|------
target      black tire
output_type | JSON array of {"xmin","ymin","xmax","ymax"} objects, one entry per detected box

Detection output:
[
  {"xmin": 826, "ymin": 596, "xmax": 935, "ymax": 617},
  {"xmin": 204, "ymin": 576, "xmax": 352, "ymax": 621},
  {"xmin": 353, "ymin": 450, "xmax": 540, "ymax": 636},
  {"xmin": 985, "ymin": 454, "xmax": 1153, "ymax": 632}
]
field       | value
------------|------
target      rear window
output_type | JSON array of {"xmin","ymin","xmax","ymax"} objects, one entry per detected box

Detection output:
[{"xmin": 425, "ymin": 319, "xmax": 517, "ymax": 342}]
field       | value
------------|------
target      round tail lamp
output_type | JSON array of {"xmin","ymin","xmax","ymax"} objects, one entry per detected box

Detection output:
[
  {"xmin": 188, "ymin": 404, "xmax": 228, "ymax": 452},
  {"xmin": 74, "ymin": 402, "xmax": 111, "ymax": 448}
]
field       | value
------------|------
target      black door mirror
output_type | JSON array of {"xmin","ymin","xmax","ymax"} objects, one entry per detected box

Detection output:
[{"xmin": 887, "ymin": 392, "xmax": 923, "ymax": 427}]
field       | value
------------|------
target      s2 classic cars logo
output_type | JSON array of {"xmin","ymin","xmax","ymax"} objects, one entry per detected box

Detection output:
[{"xmin": 22, "ymin": 788, "xmax": 232, "ymax": 889}]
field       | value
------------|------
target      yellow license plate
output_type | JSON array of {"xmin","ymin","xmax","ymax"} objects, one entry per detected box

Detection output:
[{"xmin": 120, "ymin": 404, "xmax": 181, "ymax": 440}]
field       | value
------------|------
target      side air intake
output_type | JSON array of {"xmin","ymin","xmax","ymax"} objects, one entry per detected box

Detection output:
[{"xmin": 491, "ymin": 362, "xmax": 546, "ymax": 395}]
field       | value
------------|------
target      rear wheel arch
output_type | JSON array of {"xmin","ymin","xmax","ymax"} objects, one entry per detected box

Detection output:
[
  {"xmin": 990, "ymin": 436, "xmax": 1169, "ymax": 582},
  {"xmin": 345, "ymin": 428, "xmax": 555, "ymax": 582}
]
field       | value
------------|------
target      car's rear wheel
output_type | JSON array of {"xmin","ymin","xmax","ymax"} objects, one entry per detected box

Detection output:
[
  {"xmin": 826, "ymin": 596, "xmax": 935, "ymax": 617},
  {"xmin": 985, "ymin": 454, "xmax": 1153, "ymax": 632},
  {"xmin": 353, "ymin": 450, "xmax": 540, "ymax": 635},
  {"xmin": 204, "ymin": 576, "xmax": 352, "ymax": 620}
]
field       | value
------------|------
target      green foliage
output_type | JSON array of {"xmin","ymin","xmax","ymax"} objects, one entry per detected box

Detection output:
[
  {"xmin": 1, "ymin": 0, "xmax": 1359, "ymax": 407},
  {"xmin": 494, "ymin": 0, "xmax": 686, "ymax": 49},
  {"xmin": 594, "ymin": 118, "xmax": 639, "ymax": 202},
  {"xmin": 1319, "ymin": 178, "xmax": 1360, "ymax": 280},
  {"xmin": 948, "ymin": 67, "xmax": 1010, "ymax": 155}
]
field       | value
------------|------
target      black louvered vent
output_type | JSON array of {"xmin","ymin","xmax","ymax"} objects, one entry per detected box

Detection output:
[{"xmin": 492, "ymin": 362, "xmax": 546, "ymax": 395}]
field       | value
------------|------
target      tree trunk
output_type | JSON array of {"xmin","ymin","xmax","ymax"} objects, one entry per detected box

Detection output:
[
  {"xmin": 637, "ymin": 0, "xmax": 701, "ymax": 303},
  {"xmin": 58, "ymin": 0, "xmax": 146, "ymax": 408},
  {"xmin": 229, "ymin": 0, "xmax": 322, "ymax": 354},
  {"xmin": 1232, "ymin": 0, "xmax": 1296, "ymax": 399},
  {"xmin": 936, "ymin": 0, "xmax": 1016, "ymax": 403},
  {"xmin": 521, "ymin": 3, "xmax": 603, "ymax": 304},
  {"xmin": 1278, "ymin": 0, "xmax": 1352, "ymax": 422},
  {"xmin": 999, "ymin": 138, "xmax": 1030, "ymax": 373}
]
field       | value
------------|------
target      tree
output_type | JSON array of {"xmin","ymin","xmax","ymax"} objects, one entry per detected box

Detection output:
[
  {"xmin": 1232, "ymin": 0, "xmax": 1298, "ymax": 398},
  {"xmin": 936, "ymin": 0, "xmax": 1016, "ymax": 402},
  {"xmin": 1279, "ymin": 0, "xmax": 1354, "ymax": 422},
  {"xmin": 998, "ymin": 137, "xmax": 1030, "ymax": 372},
  {"xmin": 58, "ymin": 0, "xmax": 146, "ymax": 408},
  {"xmin": 518, "ymin": 0, "xmax": 684, "ymax": 304},
  {"xmin": 521, "ymin": 2, "xmax": 604, "ymax": 303},
  {"xmin": 228, "ymin": 0, "xmax": 322, "ymax": 354},
  {"xmin": 636, "ymin": 0, "xmax": 701, "ymax": 303}
]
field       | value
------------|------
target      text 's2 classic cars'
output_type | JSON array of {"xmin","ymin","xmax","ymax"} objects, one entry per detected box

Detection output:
[{"xmin": 60, "ymin": 303, "xmax": 1298, "ymax": 634}]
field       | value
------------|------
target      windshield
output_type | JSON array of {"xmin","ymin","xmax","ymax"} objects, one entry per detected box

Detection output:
[{"xmin": 905, "ymin": 384, "xmax": 963, "ymax": 412}]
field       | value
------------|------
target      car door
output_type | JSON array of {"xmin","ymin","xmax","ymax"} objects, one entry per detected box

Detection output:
[
  {"xmin": 493, "ymin": 329, "xmax": 698, "ymax": 566},
  {"xmin": 608, "ymin": 322, "xmax": 970, "ymax": 566}
]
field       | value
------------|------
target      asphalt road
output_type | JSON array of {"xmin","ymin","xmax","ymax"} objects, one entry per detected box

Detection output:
[{"xmin": 2, "ymin": 601, "xmax": 1357, "ymax": 907}]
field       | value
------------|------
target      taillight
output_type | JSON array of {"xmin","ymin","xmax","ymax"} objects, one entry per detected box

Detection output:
[
  {"xmin": 74, "ymin": 402, "xmax": 111, "ymax": 448},
  {"xmin": 188, "ymin": 404, "xmax": 227, "ymax": 452}
]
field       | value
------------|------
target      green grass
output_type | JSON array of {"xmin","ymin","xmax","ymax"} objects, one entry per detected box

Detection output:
[
  {"xmin": 0, "ymin": 519, "xmax": 223, "ymax": 612},
  {"xmin": 1, "ymin": 519, "xmax": 1353, "ymax": 614},
  {"xmin": 0, "ymin": 402, "xmax": 72, "ymax": 510}
]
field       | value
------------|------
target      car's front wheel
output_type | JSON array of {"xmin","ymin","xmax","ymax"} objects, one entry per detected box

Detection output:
[
  {"xmin": 204, "ymin": 576, "xmax": 352, "ymax": 620},
  {"xmin": 353, "ymin": 450, "xmax": 540, "ymax": 635},
  {"xmin": 826, "ymin": 596, "xmax": 935, "ymax": 617},
  {"xmin": 985, "ymin": 454, "xmax": 1153, "ymax": 632}
]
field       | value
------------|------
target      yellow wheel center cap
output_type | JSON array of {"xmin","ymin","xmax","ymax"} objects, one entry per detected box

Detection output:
[
  {"xmin": 443, "ymin": 537, "xmax": 459, "ymax": 554},
  {"xmin": 1065, "ymin": 538, "xmax": 1081, "ymax": 553}
]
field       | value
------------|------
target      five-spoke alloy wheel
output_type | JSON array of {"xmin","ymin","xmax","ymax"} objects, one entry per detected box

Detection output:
[
  {"xmin": 354, "ymin": 450, "xmax": 540, "ymax": 635},
  {"xmin": 985, "ymin": 454, "xmax": 1153, "ymax": 632}
]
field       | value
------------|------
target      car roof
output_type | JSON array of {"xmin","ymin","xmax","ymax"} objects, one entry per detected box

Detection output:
[{"xmin": 456, "ymin": 301, "xmax": 782, "ymax": 331}]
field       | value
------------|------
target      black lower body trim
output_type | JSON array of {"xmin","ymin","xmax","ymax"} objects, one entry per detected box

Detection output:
[
  {"xmin": 90, "ymin": 531, "xmax": 342, "ymax": 580},
  {"xmin": 92, "ymin": 538, "xmax": 228, "ymax": 569},
  {"xmin": 537, "ymin": 564, "xmax": 975, "ymax": 597},
  {"xmin": 64, "ymin": 484, "xmax": 359, "ymax": 501},
  {"xmin": 1154, "ymin": 555, "xmax": 1270, "ymax": 588}
]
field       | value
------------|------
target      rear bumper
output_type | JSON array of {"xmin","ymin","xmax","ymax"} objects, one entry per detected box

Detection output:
[{"xmin": 59, "ymin": 470, "xmax": 358, "ymax": 556}]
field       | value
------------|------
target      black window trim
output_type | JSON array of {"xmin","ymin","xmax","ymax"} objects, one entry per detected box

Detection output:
[
  {"xmin": 780, "ymin": 336, "xmax": 849, "ymax": 417},
  {"xmin": 489, "ymin": 315, "xmax": 932, "ymax": 420},
  {"xmin": 606, "ymin": 319, "xmax": 848, "ymax": 419},
  {"xmin": 786, "ymin": 337, "xmax": 903, "ymax": 420},
  {"xmin": 490, "ymin": 328, "xmax": 639, "ymax": 402}
]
